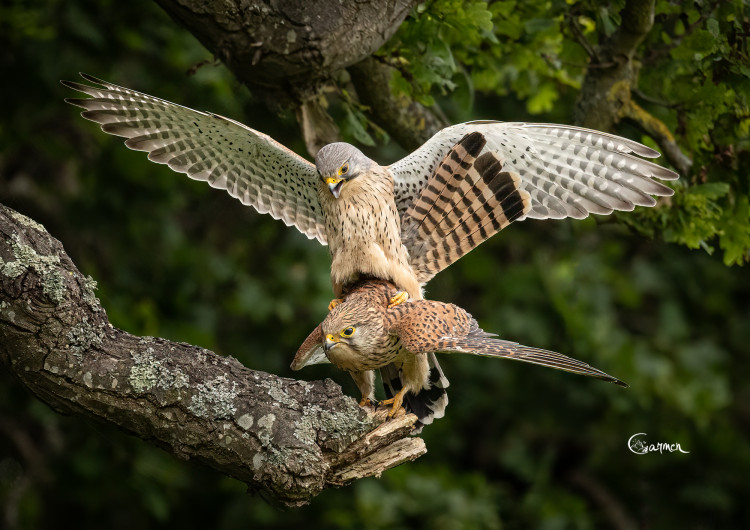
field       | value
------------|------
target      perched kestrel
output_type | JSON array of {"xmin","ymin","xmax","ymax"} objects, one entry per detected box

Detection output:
[
  {"xmin": 62, "ymin": 74, "xmax": 678, "ymax": 303},
  {"xmin": 291, "ymin": 280, "xmax": 626, "ymax": 430}
]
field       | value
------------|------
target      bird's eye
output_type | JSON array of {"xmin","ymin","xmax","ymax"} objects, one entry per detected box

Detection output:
[
  {"xmin": 340, "ymin": 326, "xmax": 356, "ymax": 337},
  {"xmin": 338, "ymin": 163, "xmax": 349, "ymax": 176}
]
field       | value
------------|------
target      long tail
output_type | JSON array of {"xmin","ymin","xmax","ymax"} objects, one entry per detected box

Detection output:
[
  {"xmin": 401, "ymin": 132, "xmax": 531, "ymax": 283},
  {"xmin": 380, "ymin": 353, "xmax": 449, "ymax": 434}
]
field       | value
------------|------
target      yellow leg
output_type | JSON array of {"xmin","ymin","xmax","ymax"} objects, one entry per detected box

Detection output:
[
  {"xmin": 358, "ymin": 396, "xmax": 376, "ymax": 407},
  {"xmin": 387, "ymin": 291, "xmax": 409, "ymax": 309},
  {"xmin": 380, "ymin": 387, "xmax": 408, "ymax": 417},
  {"xmin": 328, "ymin": 298, "xmax": 343, "ymax": 311}
]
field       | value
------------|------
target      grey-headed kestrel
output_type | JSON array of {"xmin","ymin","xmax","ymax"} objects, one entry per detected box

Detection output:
[
  {"xmin": 62, "ymin": 74, "xmax": 678, "ymax": 306},
  {"xmin": 292, "ymin": 280, "xmax": 626, "ymax": 430}
]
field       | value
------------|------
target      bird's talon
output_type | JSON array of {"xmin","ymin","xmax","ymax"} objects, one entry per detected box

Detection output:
[
  {"xmin": 380, "ymin": 389, "xmax": 407, "ymax": 418},
  {"xmin": 387, "ymin": 291, "xmax": 409, "ymax": 309},
  {"xmin": 358, "ymin": 397, "xmax": 378, "ymax": 408},
  {"xmin": 328, "ymin": 298, "xmax": 343, "ymax": 311}
]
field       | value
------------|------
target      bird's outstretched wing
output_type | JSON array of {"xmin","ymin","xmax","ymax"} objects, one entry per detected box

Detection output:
[
  {"xmin": 62, "ymin": 73, "xmax": 327, "ymax": 244},
  {"xmin": 392, "ymin": 300, "xmax": 627, "ymax": 387},
  {"xmin": 389, "ymin": 121, "xmax": 678, "ymax": 222}
]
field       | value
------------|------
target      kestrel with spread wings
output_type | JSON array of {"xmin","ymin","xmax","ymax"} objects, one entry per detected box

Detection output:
[
  {"xmin": 62, "ymin": 74, "xmax": 678, "ymax": 306},
  {"xmin": 292, "ymin": 280, "xmax": 626, "ymax": 430}
]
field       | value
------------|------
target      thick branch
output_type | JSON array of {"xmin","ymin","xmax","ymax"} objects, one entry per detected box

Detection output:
[
  {"xmin": 0, "ymin": 203, "xmax": 425, "ymax": 508},
  {"xmin": 573, "ymin": 0, "xmax": 655, "ymax": 130},
  {"xmin": 151, "ymin": 0, "xmax": 426, "ymax": 156},
  {"xmin": 620, "ymin": 98, "xmax": 693, "ymax": 176},
  {"xmin": 348, "ymin": 57, "xmax": 447, "ymax": 152},
  {"xmin": 153, "ymin": 0, "xmax": 415, "ymax": 105},
  {"xmin": 573, "ymin": 0, "xmax": 691, "ymax": 175}
]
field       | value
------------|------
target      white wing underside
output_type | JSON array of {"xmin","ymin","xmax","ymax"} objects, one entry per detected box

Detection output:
[
  {"xmin": 64, "ymin": 76, "xmax": 677, "ymax": 247},
  {"xmin": 389, "ymin": 121, "xmax": 678, "ymax": 221},
  {"xmin": 63, "ymin": 74, "xmax": 327, "ymax": 244}
]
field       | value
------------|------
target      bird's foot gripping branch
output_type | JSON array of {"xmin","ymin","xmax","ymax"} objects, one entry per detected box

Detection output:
[{"xmin": 0, "ymin": 203, "xmax": 425, "ymax": 507}]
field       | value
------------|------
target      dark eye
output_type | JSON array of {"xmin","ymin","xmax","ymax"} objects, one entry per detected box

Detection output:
[
  {"xmin": 339, "ymin": 163, "xmax": 349, "ymax": 175},
  {"xmin": 341, "ymin": 326, "xmax": 355, "ymax": 337}
]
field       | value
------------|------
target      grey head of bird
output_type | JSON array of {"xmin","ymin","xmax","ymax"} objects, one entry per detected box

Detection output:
[
  {"xmin": 321, "ymin": 297, "xmax": 387, "ymax": 368},
  {"xmin": 315, "ymin": 142, "xmax": 375, "ymax": 199}
]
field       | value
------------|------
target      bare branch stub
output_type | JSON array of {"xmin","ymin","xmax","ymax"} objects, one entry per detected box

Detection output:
[
  {"xmin": 0, "ymin": 203, "xmax": 425, "ymax": 507},
  {"xmin": 573, "ymin": 0, "xmax": 656, "ymax": 130}
]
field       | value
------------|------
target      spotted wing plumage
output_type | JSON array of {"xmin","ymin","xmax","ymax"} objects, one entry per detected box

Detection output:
[
  {"xmin": 390, "ymin": 121, "xmax": 678, "ymax": 222},
  {"xmin": 392, "ymin": 300, "xmax": 627, "ymax": 387},
  {"xmin": 62, "ymin": 73, "xmax": 326, "ymax": 243},
  {"xmin": 401, "ymin": 132, "xmax": 531, "ymax": 282}
]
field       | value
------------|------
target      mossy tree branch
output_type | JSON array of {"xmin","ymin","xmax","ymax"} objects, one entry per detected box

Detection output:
[
  {"xmin": 0, "ymin": 203, "xmax": 425, "ymax": 508},
  {"xmin": 619, "ymin": 93, "xmax": 693, "ymax": 176},
  {"xmin": 573, "ymin": 0, "xmax": 692, "ymax": 175}
]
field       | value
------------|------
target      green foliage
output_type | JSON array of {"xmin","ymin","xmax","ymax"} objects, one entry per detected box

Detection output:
[
  {"xmin": 382, "ymin": 0, "xmax": 750, "ymax": 265},
  {"xmin": 382, "ymin": 0, "xmax": 585, "ymax": 115},
  {"xmin": 381, "ymin": 0, "xmax": 494, "ymax": 107},
  {"xmin": 1, "ymin": 0, "xmax": 749, "ymax": 529},
  {"xmin": 637, "ymin": 0, "xmax": 750, "ymax": 264}
]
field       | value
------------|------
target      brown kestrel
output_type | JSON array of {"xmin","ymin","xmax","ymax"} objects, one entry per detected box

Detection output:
[
  {"xmin": 62, "ymin": 74, "xmax": 678, "ymax": 304},
  {"xmin": 291, "ymin": 280, "xmax": 626, "ymax": 430}
]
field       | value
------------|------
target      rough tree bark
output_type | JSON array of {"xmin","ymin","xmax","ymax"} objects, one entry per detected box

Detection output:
[
  {"xmin": 0, "ymin": 203, "xmax": 425, "ymax": 507},
  {"xmin": 573, "ymin": 0, "xmax": 692, "ymax": 176},
  {"xmin": 152, "ymin": 0, "xmax": 440, "ymax": 155}
]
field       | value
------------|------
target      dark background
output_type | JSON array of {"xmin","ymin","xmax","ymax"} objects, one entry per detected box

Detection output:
[{"xmin": 1, "ymin": 0, "xmax": 748, "ymax": 528}]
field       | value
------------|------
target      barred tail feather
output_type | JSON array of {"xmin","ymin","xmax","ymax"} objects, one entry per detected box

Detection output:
[
  {"xmin": 404, "ymin": 148, "xmax": 531, "ymax": 283},
  {"xmin": 401, "ymin": 131, "xmax": 487, "ymax": 236}
]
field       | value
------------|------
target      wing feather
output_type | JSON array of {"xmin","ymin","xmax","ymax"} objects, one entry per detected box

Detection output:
[
  {"xmin": 63, "ymin": 73, "xmax": 327, "ymax": 244},
  {"xmin": 393, "ymin": 300, "xmax": 626, "ymax": 387},
  {"xmin": 436, "ymin": 338, "xmax": 627, "ymax": 386},
  {"xmin": 402, "ymin": 143, "xmax": 532, "ymax": 281},
  {"xmin": 389, "ymin": 121, "xmax": 677, "ymax": 223}
]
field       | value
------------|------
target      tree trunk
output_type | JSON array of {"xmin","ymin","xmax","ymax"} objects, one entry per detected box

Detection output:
[
  {"xmin": 573, "ymin": 0, "xmax": 691, "ymax": 175},
  {"xmin": 0, "ymin": 203, "xmax": 425, "ymax": 507},
  {"xmin": 154, "ymin": 0, "xmax": 415, "ymax": 99}
]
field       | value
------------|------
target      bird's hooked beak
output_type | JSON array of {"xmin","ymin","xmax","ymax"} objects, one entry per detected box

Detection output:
[
  {"xmin": 324, "ymin": 333, "xmax": 340, "ymax": 352},
  {"xmin": 325, "ymin": 177, "xmax": 344, "ymax": 199}
]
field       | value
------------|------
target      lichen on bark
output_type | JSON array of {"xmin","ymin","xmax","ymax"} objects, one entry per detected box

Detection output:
[{"xmin": 0, "ymin": 202, "xmax": 426, "ymax": 507}]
